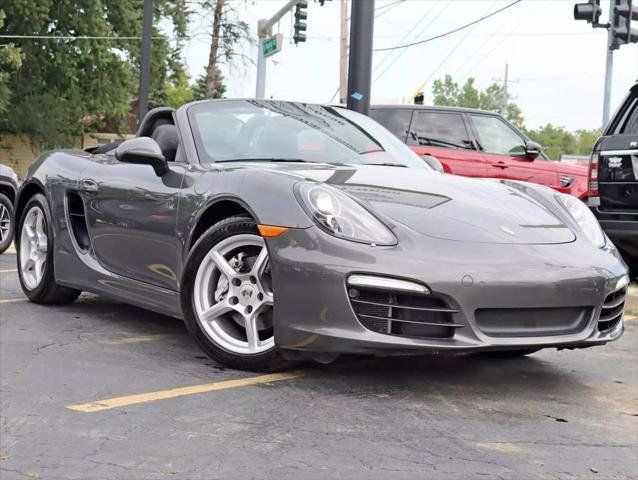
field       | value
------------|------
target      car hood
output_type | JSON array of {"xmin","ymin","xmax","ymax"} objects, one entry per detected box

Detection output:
[{"xmin": 233, "ymin": 162, "xmax": 575, "ymax": 244}]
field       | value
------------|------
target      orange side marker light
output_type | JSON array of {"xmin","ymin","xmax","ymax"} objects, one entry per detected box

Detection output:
[{"xmin": 257, "ymin": 225, "xmax": 289, "ymax": 238}]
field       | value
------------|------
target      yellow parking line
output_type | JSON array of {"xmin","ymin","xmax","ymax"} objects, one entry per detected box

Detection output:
[
  {"xmin": 67, "ymin": 371, "xmax": 302, "ymax": 413},
  {"xmin": 0, "ymin": 298, "xmax": 26, "ymax": 304},
  {"xmin": 0, "ymin": 269, "xmax": 17, "ymax": 273}
]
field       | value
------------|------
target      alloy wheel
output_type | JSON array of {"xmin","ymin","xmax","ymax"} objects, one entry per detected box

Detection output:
[
  {"xmin": 0, "ymin": 203, "xmax": 10, "ymax": 244},
  {"xmin": 193, "ymin": 234, "xmax": 275, "ymax": 355},
  {"xmin": 19, "ymin": 206, "xmax": 48, "ymax": 289}
]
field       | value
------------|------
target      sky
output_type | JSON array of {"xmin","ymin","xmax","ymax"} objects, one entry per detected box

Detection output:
[{"xmin": 183, "ymin": 0, "xmax": 638, "ymax": 131}]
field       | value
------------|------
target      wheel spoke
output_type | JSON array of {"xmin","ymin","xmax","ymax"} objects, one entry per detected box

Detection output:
[
  {"xmin": 34, "ymin": 255, "xmax": 45, "ymax": 282},
  {"xmin": 252, "ymin": 247, "xmax": 269, "ymax": 277},
  {"xmin": 262, "ymin": 291, "xmax": 274, "ymax": 306},
  {"xmin": 200, "ymin": 300, "xmax": 232, "ymax": 323},
  {"xmin": 244, "ymin": 313, "xmax": 260, "ymax": 352},
  {"xmin": 210, "ymin": 251, "xmax": 237, "ymax": 279},
  {"xmin": 24, "ymin": 224, "xmax": 36, "ymax": 240}
]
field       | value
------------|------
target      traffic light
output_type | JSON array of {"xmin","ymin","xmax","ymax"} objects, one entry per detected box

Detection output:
[
  {"xmin": 294, "ymin": 1, "xmax": 308, "ymax": 45},
  {"xmin": 573, "ymin": 0, "xmax": 602, "ymax": 24},
  {"xmin": 611, "ymin": 0, "xmax": 638, "ymax": 49}
]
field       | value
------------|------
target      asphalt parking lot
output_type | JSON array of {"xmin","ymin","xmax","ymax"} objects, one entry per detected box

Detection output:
[{"xmin": 1, "ymin": 250, "xmax": 637, "ymax": 480}]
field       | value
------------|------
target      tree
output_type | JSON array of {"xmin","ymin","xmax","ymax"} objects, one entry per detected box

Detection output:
[
  {"xmin": 0, "ymin": 9, "xmax": 21, "ymax": 123},
  {"xmin": 190, "ymin": 0, "xmax": 249, "ymax": 99},
  {"xmin": 0, "ymin": 0, "xmax": 189, "ymax": 148},
  {"xmin": 431, "ymin": 74, "xmax": 525, "ymax": 128},
  {"xmin": 526, "ymin": 124, "xmax": 577, "ymax": 160}
]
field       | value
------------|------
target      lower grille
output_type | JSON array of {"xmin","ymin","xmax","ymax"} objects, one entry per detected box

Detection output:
[
  {"xmin": 598, "ymin": 284, "xmax": 627, "ymax": 332},
  {"xmin": 348, "ymin": 287, "xmax": 461, "ymax": 339},
  {"xmin": 474, "ymin": 307, "xmax": 592, "ymax": 337}
]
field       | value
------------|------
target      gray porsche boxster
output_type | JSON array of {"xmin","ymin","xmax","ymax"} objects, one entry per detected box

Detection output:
[{"xmin": 14, "ymin": 100, "xmax": 630, "ymax": 370}]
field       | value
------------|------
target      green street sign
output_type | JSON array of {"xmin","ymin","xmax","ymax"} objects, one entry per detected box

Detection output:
[{"xmin": 263, "ymin": 33, "xmax": 283, "ymax": 58}]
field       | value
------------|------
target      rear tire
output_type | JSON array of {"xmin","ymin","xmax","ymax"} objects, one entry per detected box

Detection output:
[
  {"xmin": 181, "ymin": 215, "xmax": 288, "ymax": 371},
  {"xmin": 0, "ymin": 193, "xmax": 13, "ymax": 254},
  {"xmin": 17, "ymin": 193, "xmax": 81, "ymax": 304}
]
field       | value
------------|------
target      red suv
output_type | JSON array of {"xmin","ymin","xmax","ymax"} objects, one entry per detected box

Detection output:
[{"xmin": 370, "ymin": 106, "xmax": 588, "ymax": 199}]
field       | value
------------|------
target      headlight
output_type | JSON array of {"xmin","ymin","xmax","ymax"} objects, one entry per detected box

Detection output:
[
  {"xmin": 557, "ymin": 194, "xmax": 605, "ymax": 248},
  {"xmin": 296, "ymin": 183, "xmax": 396, "ymax": 245}
]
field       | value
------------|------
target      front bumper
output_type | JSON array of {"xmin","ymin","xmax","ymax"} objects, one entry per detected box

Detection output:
[{"xmin": 268, "ymin": 226, "xmax": 628, "ymax": 356}]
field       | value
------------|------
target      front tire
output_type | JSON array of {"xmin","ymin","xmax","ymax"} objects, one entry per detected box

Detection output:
[
  {"xmin": 181, "ymin": 216, "xmax": 287, "ymax": 371},
  {"xmin": 0, "ymin": 193, "xmax": 14, "ymax": 254},
  {"xmin": 17, "ymin": 194, "xmax": 81, "ymax": 304}
]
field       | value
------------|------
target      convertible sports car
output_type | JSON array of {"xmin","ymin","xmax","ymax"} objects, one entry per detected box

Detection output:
[{"xmin": 15, "ymin": 100, "xmax": 630, "ymax": 370}]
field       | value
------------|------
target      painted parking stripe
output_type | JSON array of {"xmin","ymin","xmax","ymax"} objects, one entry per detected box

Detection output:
[
  {"xmin": 0, "ymin": 298, "xmax": 26, "ymax": 304},
  {"xmin": 67, "ymin": 371, "xmax": 302, "ymax": 413},
  {"xmin": 0, "ymin": 269, "xmax": 17, "ymax": 273}
]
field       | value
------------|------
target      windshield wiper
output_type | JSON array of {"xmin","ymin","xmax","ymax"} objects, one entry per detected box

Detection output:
[
  {"xmin": 216, "ymin": 158, "xmax": 318, "ymax": 163},
  {"xmin": 364, "ymin": 162, "xmax": 408, "ymax": 168}
]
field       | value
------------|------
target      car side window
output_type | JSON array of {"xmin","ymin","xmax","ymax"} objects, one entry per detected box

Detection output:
[
  {"xmin": 471, "ymin": 115, "xmax": 526, "ymax": 156},
  {"xmin": 414, "ymin": 112, "xmax": 472, "ymax": 149},
  {"xmin": 369, "ymin": 109, "xmax": 412, "ymax": 142},
  {"xmin": 620, "ymin": 99, "xmax": 638, "ymax": 135}
]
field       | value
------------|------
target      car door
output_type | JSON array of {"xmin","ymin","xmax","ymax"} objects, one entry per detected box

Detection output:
[
  {"xmin": 78, "ymin": 143, "xmax": 187, "ymax": 291},
  {"xmin": 470, "ymin": 113, "xmax": 559, "ymax": 188},
  {"xmin": 408, "ymin": 110, "xmax": 488, "ymax": 177}
]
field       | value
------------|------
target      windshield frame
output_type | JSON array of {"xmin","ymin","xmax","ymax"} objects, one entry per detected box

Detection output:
[{"xmin": 185, "ymin": 99, "xmax": 430, "ymax": 170}]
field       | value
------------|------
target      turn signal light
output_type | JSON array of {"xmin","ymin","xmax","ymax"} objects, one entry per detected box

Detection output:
[{"xmin": 257, "ymin": 225, "xmax": 289, "ymax": 238}]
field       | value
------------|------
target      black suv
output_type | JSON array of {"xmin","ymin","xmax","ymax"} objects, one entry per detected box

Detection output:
[{"xmin": 589, "ymin": 83, "xmax": 638, "ymax": 279}]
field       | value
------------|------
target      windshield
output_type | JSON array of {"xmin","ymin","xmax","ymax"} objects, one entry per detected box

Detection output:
[{"xmin": 187, "ymin": 100, "xmax": 428, "ymax": 169}]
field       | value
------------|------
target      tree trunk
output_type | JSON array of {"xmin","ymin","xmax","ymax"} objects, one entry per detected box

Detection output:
[{"xmin": 205, "ymin": 0, "xmax": 224, "ymax": 98}]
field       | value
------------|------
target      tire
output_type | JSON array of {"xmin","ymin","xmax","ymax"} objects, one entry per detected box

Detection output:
[
  {"xmin": 181, "ymin": 215, "xmax": 288, "ymax": 371},
  {"xmin": 482, "ymin": 349, "xmax": 541, "ymax": 358},
  {"xmin": 0, "ymin": 193, "xmax": 14, "ymax": 254},
  {"xmin": 17, "ymin": 193, "xmax": 81, "ymax": 304}
]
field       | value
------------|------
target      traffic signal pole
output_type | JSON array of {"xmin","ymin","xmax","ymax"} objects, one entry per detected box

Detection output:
[
  {"xmin": 346, "ymin": 0, "xmax": 375, "ymax": 115},
  {"xmin": 255, "ymin": 0, "xmax": 299, "ymax": 98},
  {"xmin": 138, "ymin": 0, "xmax": 153, "ymax": 125},
  {"xmin": 602, "ymin": 0, "xmax": 615, "ymax": 128}
]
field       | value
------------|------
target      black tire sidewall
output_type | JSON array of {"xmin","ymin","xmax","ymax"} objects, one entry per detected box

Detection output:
[
  {"xmin": 180, "ymin": 216, "xmax": 285, "ymax": 371},
  {"xmin": 0, "ymin": 193, "xmax": 14, "ymax": 254},
  {"xmin": 17, "ymin": 194, "xmax": 57, "ymax": 299}
]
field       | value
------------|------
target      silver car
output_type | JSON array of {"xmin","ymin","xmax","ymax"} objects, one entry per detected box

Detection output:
[{"xmin": 14, "ymin": 100, "xmax": 629, "ymax": 370}]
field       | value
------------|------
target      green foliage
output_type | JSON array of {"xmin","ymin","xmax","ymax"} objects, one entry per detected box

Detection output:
[
  {"xmin": 431, "ymin": 74, "xmax": 525, "ymax": 128},
  {"xmin": 526, "ymin": 125, "xmax": 601, "ymax": 160},
  {"xmin": 0, "ymin": 9, "xmax": 22, "ymax": 122},
  {"xmin": 192, "ymin": 71, "xmax": 227, "ymax": 101},
  {"xmin": 0, "ymin": 0, "xmax": 191, "ymax": 148},
  {"xmin": 432, "ymin": 74, "xmax": 601, "ymax": 159}
]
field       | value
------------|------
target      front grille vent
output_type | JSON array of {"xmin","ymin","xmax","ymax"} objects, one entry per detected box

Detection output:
[
  {"xmin": 598, "ymin": 284, "xmax": 627, "ymax": 332},
  {"xmin": 348, "ymin": 287, "xmax": 461, "ymax": 339}
]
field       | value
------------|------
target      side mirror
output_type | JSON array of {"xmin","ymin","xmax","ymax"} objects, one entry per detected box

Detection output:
[
  {"xmin": 115, "ymin": 137, "xmax": 169, "ymax": 176},
  {"xmin": 524, "ymin": 140, "xmax": 541, "ymax": 160},
  {"xmin": 422, "ymin": 154, "xmax": 444, "ymax": 173}
]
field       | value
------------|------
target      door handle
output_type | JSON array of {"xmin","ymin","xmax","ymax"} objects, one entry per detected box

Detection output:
[
  {"xmin": 79, "ymin": 178, "xmax": 99, "ymax": 193},
  {"xmin": 491, "ymin": 162, "xmax": 508, "ymax": 169}
]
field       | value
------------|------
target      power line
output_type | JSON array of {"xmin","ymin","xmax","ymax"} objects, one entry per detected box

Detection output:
[
  {"xmin": 374, "ymin": 0, "xmax": 406, "ymax": 18},
  {"xmin": 373, "ymin": 0, "xmax": 523, "ymax": 52}
]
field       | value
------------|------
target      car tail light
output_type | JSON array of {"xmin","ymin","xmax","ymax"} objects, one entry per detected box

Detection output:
[{"xmin": 587, "ymin": 153, "xmax": 600, "ymax": 206}]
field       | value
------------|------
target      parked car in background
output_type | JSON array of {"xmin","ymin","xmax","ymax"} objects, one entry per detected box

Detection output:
[
  {"xmin": 589, "ymin": 83, "xmax": 638, "ymax": 280},
  {"xmin": 370, "ymin": 105, "xmax": 589, "ymax": 199},
  {"xmin": 0, "ymin": 164, "xmax": 18, "ymax": 254}
]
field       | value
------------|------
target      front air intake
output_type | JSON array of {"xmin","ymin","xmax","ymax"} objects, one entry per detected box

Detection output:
[
  {"xmin": 347, "ymin": 283, "xmax": 461, "ymax": 339},
  {"xmin": 598, "ymin": 283, "xmax": 627, "ymax": 332}
]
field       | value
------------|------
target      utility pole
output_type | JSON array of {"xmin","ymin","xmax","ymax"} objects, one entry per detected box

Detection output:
[
  {"xmin": 255, "ymin": 0, "xmax": 299, "ymax": 98},
  {"xmin": 346, "ymin": 0, "xmax": 375, "ymax": 115},
  {"xmin": 492, "ymin": 63, "xmax": 516, "ymax": 116},
  {"xmin": 602, "ymin": 0, "xmax": 615, "ymax": 128},
  {"xmin": 138, "ymin": 0, "xmax": 153, "ymax": 125},
  {"xmin": 339, "ymin": 0, "xmax": 349, "ymax": 104}
]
